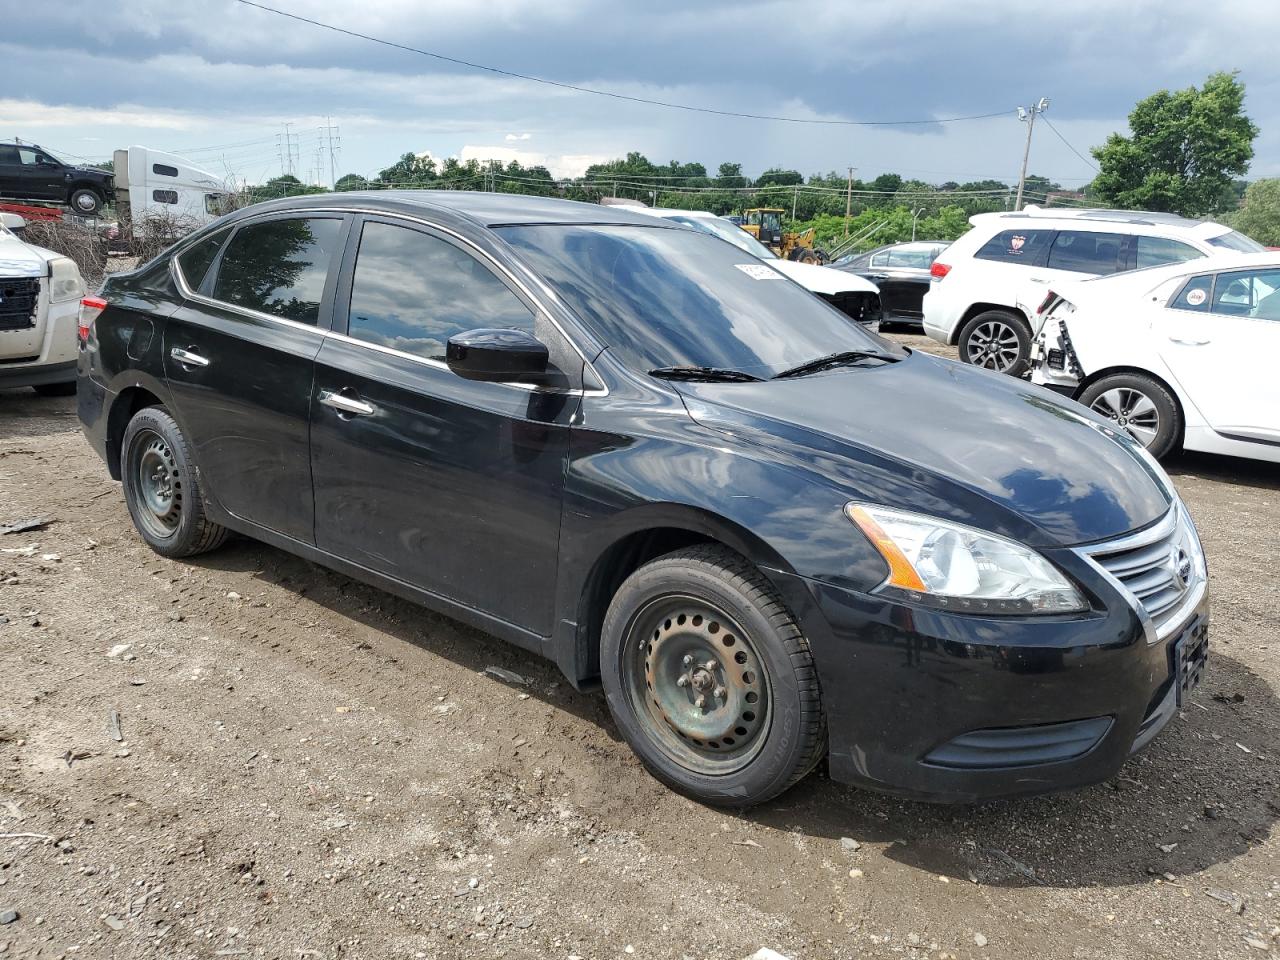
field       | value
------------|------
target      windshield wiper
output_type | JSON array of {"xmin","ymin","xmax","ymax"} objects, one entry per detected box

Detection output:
[
  {"xmin": 649, "ymin": 365, "xmax": 763, "ymax": 383},
  {"xmin": 771, "ymin": 350, "xmax": 899, "ymax": 380}
]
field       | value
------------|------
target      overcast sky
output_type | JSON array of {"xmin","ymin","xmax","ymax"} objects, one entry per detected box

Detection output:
[{"xmin": 2, "ymin": 0, "xmax": 1277, "ymax": 188}]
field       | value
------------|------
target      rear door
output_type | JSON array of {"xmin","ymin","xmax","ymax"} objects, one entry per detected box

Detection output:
[
  {"xmin": 1160, "ymin": 266, "xmax": 1280, "ymax": 444},
  {"xmin": 164, "ymin": 213, "xmax": 349, "ymax": 542},
  {"xmin": 309, "ymin": 215, "xmax": 582, "ymax": 635},
  {"xmin": 867, "ymin": 243, "xmax": 940, "ymax": 321}
]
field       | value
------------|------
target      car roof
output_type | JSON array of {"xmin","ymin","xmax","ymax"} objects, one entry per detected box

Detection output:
[
  {"xmin": 971, "ymin": 206, "xmax": 1232, "ymax": 237},
  {"xmin": 1069, "ymin": 251, "xmax": 1280, "ymax": 296},
  {"xmin": 236, "ymin": 190, "xmax": 673, "ymax": 229},
  {"xmin": 625, "ymin": 207, "xmax": 720, "ymax": 221}
]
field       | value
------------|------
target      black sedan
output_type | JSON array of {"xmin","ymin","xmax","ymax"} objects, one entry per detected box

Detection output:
[
  {"xmin": 77, "ymin": 193, "xmax": 1207, "ymax": 806},
  {"xmin": 833, "ymin": 240, "xmax": 949, "ymax": 328}
]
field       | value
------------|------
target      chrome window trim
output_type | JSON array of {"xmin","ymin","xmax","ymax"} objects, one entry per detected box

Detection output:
[
  {"xmin": 169, "ymin": 205, "xmax": 608, "ymax": 397},
  {"xmin": 1074, "ymin": 501, "xmax": 1207, "ymax": 644}
]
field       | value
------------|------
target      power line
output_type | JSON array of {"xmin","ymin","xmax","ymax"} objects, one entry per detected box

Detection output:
[
  {"xmin": 1041, "ymin": 116, "xmax": 1101, "ymax": 173},
  {"xmin": 234, "ymin": 0, "xmax": 1013, "ymax": 128}
]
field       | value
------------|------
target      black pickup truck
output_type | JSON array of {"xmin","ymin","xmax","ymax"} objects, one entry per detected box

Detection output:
[{"xmin": 0, "ymin": 142, "xmax": 114, "ymax": 216}]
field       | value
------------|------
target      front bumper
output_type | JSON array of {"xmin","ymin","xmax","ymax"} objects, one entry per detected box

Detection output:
[{"xmin": 771, "ymin": 545, "xmax": 1209, "ymax": 803}]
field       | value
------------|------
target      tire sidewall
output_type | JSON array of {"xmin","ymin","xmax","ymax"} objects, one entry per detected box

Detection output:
[
  {"xmin": 120, "ymin": 407, "xmax": 205, "ymax": 557},
  {"xmin": 1079, "ymin": 374, "xmax": 1181, "ymax": 459},
  {"xmin": 601, "ymin": 559, "xmax": 809, "ymax": 806},
  {"xmin": 69, "ymin": 188, "xmax": 101, "ymax": 216},
  {"xmin": 959, "ymin": 309, "xmax": 1030, "ymax": 378}
]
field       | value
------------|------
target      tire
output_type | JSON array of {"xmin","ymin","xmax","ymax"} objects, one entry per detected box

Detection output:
[
  {"xmin": 600, "ymin": 544, "xmax": 826, "ymax": 807},
  {"xmin": 68, "ymin": 188, "xmax": 102, "ymax": 217},
  {"xmin": 33, "ymin": 381, "xmax": 76, "ymax": 397},
  {"xmin": 957, "ymin": 309, "xmax": 1031, "ymax": 377},
  {"xmin": 1078, "ymin": 373, "xmax": 1182, "ymax": 460},
  {"xmin": 120, "ymin": 406, "xmax": 230, "ymax": 558},
  {"xmin": 789, "ymin": 246, "xmax": 818, "ymax": 264}
]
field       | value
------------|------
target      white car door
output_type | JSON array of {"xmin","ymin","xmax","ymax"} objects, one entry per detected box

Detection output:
[{"xmin": 1159, "ymin": 266, "xmax": 1280, "ymax": 444}]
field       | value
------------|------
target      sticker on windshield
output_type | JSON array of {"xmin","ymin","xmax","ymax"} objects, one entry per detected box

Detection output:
[
  {"xmin": 1186, "ymin": 287, "xmax": 1207, "ymax": 306},
  {"xmin": 734, "ymin": 263, "xmax": 783, "ymax": 280}
]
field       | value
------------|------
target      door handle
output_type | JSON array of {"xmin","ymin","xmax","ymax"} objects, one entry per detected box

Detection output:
[
  {"xmin": 170, "ymin": 346, "xmax": 210, "ymax": 368},
  {"xmin": 319, "ymin": 389, "xmax": 376, "ymax": 417},
  {"xmin": 1168, "ymin": 336, "xmax": 1210, "ymax": 346}
]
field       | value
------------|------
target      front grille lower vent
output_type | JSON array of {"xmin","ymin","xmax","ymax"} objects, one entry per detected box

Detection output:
[{"xmin": 0, "ymin": 277, "xmax": 40, "ymax": 332}]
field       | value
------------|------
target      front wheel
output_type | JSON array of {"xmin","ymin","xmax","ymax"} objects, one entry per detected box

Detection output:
[
  {"xmin": 1078, "ymin": 373, "xmax": 1182, "ymax": 459},
  {"xmin": 121, "ymin": 406, "xmax": 230, "ymax": 558},
  {"xmin": 958, "ymin": 309, "xmax": 1031, "ymax": 377},
  {"xmin": 68, "ymin": 188, "xmax": 103, "ymax": 217},
  {"xmin": 600, "ymin": 545, "xmax": 826, "ymax": 807}
]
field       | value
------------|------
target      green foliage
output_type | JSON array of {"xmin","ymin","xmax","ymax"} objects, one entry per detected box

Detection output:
[
  {"xmin": 1229, "ymin": 179, "xmax": 1280, "ymax": 247},
  {"xmin": 1092, "ymin": 71, "xmax": 1258, "ymax": 216},
  {"xmin": 247, "ymin": 175, "xmax": 327, "ymax": 201},
  {"xmin": 334, "ymin": 173, "xmax": 369, "ymax": 192}
]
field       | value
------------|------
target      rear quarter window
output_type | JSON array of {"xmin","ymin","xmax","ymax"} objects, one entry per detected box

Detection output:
[
  {"xmin": 1170, "ymin": 275, "xmax": 1213, "ymax": 312},
  {"xmin": 974, "ymin": 229, "xmax": 1053, "ymax": 266}
]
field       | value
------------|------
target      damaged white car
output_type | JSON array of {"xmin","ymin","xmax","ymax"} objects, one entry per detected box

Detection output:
[
  {"xmin": 1031, "ymin": 252, "xmax": 1280, "ymax": 463},
  {"xmin": 0, "ymin": 213, "xmax": 86, "ymax": 395}
]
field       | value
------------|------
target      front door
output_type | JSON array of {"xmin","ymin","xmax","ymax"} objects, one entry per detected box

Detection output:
[
  {"xmin": 309, "ymin": 216, "xmax": 580, "ymax": 635},
  {"xmin": 164, "ymin": 214, "xmax": 349, "ymax": 541},
  {"xmin": 1160, "ymin": 266, "xmax": 1280, "ymax": 444}
]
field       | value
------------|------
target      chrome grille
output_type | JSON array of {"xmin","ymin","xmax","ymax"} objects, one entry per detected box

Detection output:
[{"xmin": 1078, "ymin": 503, "xmax": 1205, "ymax": 642}]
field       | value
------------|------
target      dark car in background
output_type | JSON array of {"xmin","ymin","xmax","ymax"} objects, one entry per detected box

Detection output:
[
  {"xmin": 77, "ymin": 192, "xmax": 1207, "ymax": 807},
  {"xmin": 834, "ymin": 240, "xmax": 949, "ymax": 328},
  {"xmin": 0, "ymin": 142, "xmax": 115, "ymax": 216}
]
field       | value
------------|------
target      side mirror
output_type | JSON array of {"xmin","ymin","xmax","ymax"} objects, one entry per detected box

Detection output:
[{"xmin": 446, "ymin": 328, "xmax": 549, "ymax": 384}]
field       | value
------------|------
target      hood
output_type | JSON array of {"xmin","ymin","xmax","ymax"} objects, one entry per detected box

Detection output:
[
  {"xmin": 673, "ymin": 351, "xmax": 1170, "ymax": 547},
  {"xmin": 0, "ymin": 233, "xmax": 51, "ymax": 277},
  {"xmin": 770, "ymin": 259, "xmax": 878, "ymax": 295}
]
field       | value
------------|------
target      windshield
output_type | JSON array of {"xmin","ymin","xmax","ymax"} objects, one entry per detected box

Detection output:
[
  {"xmin": 1208, "ymin": 230, "xmax": 1265, "ymax": 253},
  {"xmin": 668, "ymin": 215, "xmax": 778, "ymax": 260},
  {"xmin": 499, "ymin": 223, "xmax": 896, "ymax": 378}
]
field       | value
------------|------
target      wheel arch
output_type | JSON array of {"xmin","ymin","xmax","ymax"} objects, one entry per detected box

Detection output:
[
  {"xmin": 560, "ymin": 504, "xmax": 798, "ymax": 687},
  {"xmin": 105, "ymin": 383, "xmax": 167, "ymax": 480}
]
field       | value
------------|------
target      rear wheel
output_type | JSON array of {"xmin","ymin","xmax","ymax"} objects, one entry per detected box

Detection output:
[
  {"xmin": 1079, "ymin": 372, "xmax": 1181, "ymax": 459},
  {"xmin": 600, "ymin": 545, "xmax": 826, "ymax": 807},
  {"xmin": 121, "ymin": 406, "xmax": 229, "ymax": 557},
  {"xmin": 958, "ymin": 309, "xmax": 1031, "ymax": 377}
]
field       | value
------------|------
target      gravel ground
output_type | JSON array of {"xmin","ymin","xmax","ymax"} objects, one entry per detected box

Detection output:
[{"xmin": 0, "ymin": 331, "xmax": 1277, "ymax": 960}]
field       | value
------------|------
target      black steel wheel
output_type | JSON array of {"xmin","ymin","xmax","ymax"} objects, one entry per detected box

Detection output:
[
  {"xmin": 601, "ymin": 545, "xmax": 826, "ymax": 807},
  {"xmin": 121, "ymin": 406, "xmax": 229, "ymax": 558},
  {"xmin": 958, "ymin": 309, "xmax": 1031, "ymax": 377}
]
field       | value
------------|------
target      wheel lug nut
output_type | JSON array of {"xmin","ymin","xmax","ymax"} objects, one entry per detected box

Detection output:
[
  {"xmin": 676, "ymin": 675, "xmax": 689, "ymax": 688},
  {"xmin": 714, "ymin": 686, "xmax": 726, "ymax": 699},
  {"xmin": 704, "ymin": 660, "xmax": 717, "ymax": 671},
  {"xmin": 694, "ymin": 695, "xmax": 705, "ymax": 708},
  {"xmin": 682, "ymin": 655, "xmax": 693, "ymax": 667}
]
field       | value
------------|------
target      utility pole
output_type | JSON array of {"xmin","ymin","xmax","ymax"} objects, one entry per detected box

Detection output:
[
  {"xmin": 791, "ymin": 184, "xmax": 798, "ymax": 222},
  {"xmin": 319, "ymin": 116, "xmax": 340, "ymax": 189},
  {"xmin": 1014, "ymin": 98, "xmax": 1050, "ymax": 211},
  {"xmin": 844, "ymin": 166, "xmax": 855, "ymax": 236}
]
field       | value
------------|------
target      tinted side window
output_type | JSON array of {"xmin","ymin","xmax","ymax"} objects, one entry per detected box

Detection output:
[
  {"xmin": 0, "ymin": 145, "xmax": 17, "ymax": 163},
  {"xmin": 152, "ymin": 163, "xmax": 179, "ymax": 177},
  {"xmin": 870, "ymin": 251, "xmax": 889, "ymax": 267},
  {"xmin": 1210, "ymin": 268, "xmax": 1280, "ymax": 320},
  {"xmin": 347, "ymin": 221, "xmax": 535, "ymax": 361},
  {"xmin": 211, "ymin": 217, "xmax": 341, "ymax": 325},
  {"xmin": 1135, "ymin": 236, "xmax": 1203, "ymax": 269},
  {"xmin": 1170, "ymin": 275, "xmax": 1212, "ymax": 312},
  {"xmin": 974, "ymin": 229, "xmax": 1053, "ymax": 265},
  {"xmin": 176, "ymin": 228, "xmax": 230, "ymax": 291},
  {"xmin": 1046, "ymin": 230, "xmax": 1125, "ymax": 274},
  {"xmin": 152, "ymin": 189, "xmax": 178, "ymax": 204}
]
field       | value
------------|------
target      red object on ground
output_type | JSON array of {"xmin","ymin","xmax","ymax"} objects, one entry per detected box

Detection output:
[{"xmin": 0, "ymin": 202, "xmax": 66, "ymax": 223}]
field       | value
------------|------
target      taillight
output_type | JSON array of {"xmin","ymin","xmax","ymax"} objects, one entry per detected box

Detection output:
[
  {"xmin": 930, "ymin": 261, "xmax": 951, "ymax": 280},
  {"xmin": 77, "ymin": 296, "xmax": 107, "ymax": 346}
]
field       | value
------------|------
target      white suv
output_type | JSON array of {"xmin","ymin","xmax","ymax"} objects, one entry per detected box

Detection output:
[
  {"xmin": 0, "ymin": 213, "xmax": 86, "ymax": 395},
  {"xmin": 922, "ymin": 207, "xmax": 1261, "ymax": 377}
]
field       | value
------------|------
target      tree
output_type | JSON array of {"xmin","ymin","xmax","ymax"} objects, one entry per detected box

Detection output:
[
  {"xmin": 1092, "ymin": 71, "xmax": 1258, "ymax": 216},
  {"xmin": 716, "ymin": 162, "xmax": 747, "ymax": 189},
  {"xmin": 334, "ymin": 173, "xmax": 369, "ymax": 192},
  {"xmin": 1230, "ymin": 179, "xmax": 1280, "ymax": 246},
  {"xmin": 756, "ymin": 168, "xmax": 803, "ymax": 187}
]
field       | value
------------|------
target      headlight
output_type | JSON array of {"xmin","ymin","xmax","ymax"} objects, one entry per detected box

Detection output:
[
  {"xmin": 846, "ymin": 504, "xmax": 1086, "ymax": 614},
  {"xmin": 48, "ymin": 258, "xmax": 85, "ymax": 303}
]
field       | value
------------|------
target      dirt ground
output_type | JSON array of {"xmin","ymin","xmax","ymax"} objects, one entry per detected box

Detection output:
[{"xmin": 1, "ymin": 332, "xmax": 1277, "ymax": 960}]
